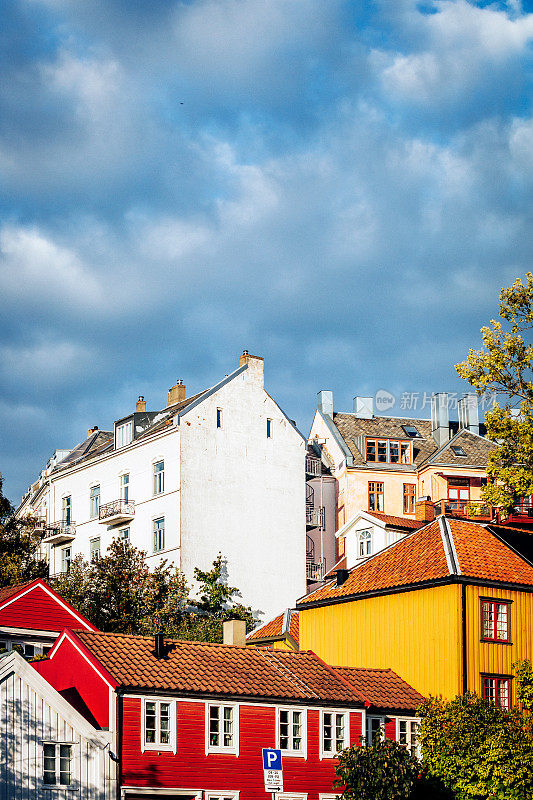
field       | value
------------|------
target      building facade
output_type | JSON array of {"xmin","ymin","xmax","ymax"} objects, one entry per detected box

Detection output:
[{"xmin": 17, "ymin": 352, "xmax": 306, "ymax": 619}]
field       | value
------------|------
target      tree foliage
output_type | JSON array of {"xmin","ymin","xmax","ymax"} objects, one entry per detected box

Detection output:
[
  {"xmin": 334, "ymin": 735, "xmax": 420, "ymax": 800},
  {"xmin": 0, "ymin": 475, "xmax": 48, "ymax": 588},
  {"xmin": 456, "ymin": 273, "xmax": 533, "ymax": 510},
  {"xmin": 418, "ymin": 664, "xmax": 533, "ymax": 800},
  {"xmin": 51, "ymin": 543, "xmax": 256, "ymax": 641}
]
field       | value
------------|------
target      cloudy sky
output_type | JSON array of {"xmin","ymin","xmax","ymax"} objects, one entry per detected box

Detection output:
[{"xmin": 1, "ymin": 0, "xmax": 532, "ymax": 503}]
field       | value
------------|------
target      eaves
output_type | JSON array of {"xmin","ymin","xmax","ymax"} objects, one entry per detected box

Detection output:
[{"xmin": 116, "ymin": 686, "xmax": 364, "ymax": 709}]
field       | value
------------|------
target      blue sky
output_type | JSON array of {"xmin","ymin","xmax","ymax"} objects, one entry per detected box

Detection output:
[{"xmin": 1, "ymin": 0, "xmax": 532, "ymax": 503}]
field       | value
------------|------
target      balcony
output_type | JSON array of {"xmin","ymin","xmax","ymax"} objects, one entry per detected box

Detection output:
[
  {"xmin": 42, "ymin": 521, "xmax": 76, "ymax": 544},
  {"xmin": 305, "ymin": 455, "xmax": 321, "ymax": 477},
  {"xmin": 433, "ymin": 499, "xmax": 494, "ymax": 521},
  {"xmin": 306, "ymin": 561, "xmax": 326, "ymax": 582},
  {"xmin": 99, "ymin": 499, "xmax": 135, "ymax": 525},
  {"xmin": 503, "ymin": 500, "xmax": 533, "ymax": 525},
  {"xmin": 306, "ymin": 506, "xmax": 325, "ymax": 529}
]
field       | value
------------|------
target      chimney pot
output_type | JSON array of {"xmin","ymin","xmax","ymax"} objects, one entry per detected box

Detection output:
[
  {"xmin": 167, "ymin": 380, "xmax": 186, "ymax": 407},
  {"xmin": 88, "ymin": 426, "xmax": 99, "ymax": 437},
  {"xmin": 353, "ymin": 396, "xmax": 374, "ymax": 419},
  {"xmin": 154, "ymin": 631, "xmax": 165, "ymax": 658},
  {"xmin": 223, "ymin": 619, "xmax": 246, "ymax": 647},
  {"xmin": 136, "ymin": 396, "xmax": 147, "ymax": 413}
]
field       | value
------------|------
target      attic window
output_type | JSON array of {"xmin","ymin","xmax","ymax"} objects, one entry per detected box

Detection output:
[
  {"xmin": 402, "ymin": 425, "xmax": 422, "ymax": 438},
  {"xmin": 451, "ymin": 445, "xmax": 467, "ymax": 456},
  {"xmin": 116, "ymin": 419, "xmax": 133, "ymax": 448}
]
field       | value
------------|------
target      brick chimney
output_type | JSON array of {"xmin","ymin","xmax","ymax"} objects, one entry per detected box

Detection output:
[
  {"xmin": 136, "ymin": 395, "xmax": 146, "ymax": 412},
  {"xmin": 239, "ymin": 350, "xmax": 264, "ymax": 388},
  {"xmin": 167, "ymin": 379, "xmax": 186, "ymax": 407},
  {"xmin": 88, "ymin": 426, "xmax": 99, "ymax": 437},
  {"xmin": 415, "ymin": 500, "xmax": 435, "ymax": 522},
  {"xmin": 223, "ymin": 619, "xmax": 246, "ymax": 647}
]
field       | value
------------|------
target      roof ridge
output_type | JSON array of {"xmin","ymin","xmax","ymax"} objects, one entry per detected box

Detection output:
[{"xmin": 438, "ymin": 516, "xmax": 460, "ymax": 575}]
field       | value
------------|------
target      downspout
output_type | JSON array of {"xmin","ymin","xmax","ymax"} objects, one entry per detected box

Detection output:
[
  {"xmin": 117, "ymin": 690, "xmax": 124, "ymax": 798},
  {"xmin": 461, "ymin": 583, "xmax": 467, "ymax": 694}
]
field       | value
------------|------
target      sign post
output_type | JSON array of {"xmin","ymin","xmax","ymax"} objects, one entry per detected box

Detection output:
[{"xmin": 262, "ymin": 748, "xmax": 283, "ymax": 795}]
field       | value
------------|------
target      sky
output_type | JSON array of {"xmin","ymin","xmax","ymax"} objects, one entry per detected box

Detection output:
[{"xmin": 1, "ymin": 0, "xmax": 532, "ymax": 504}]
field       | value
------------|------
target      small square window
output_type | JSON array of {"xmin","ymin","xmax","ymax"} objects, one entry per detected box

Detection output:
[
  {"xmin": 120, "ymin": 527, "xmax": 129, "ymax": 540},
  {"xmin": 42, "ymin": 743, "xmax": 73, "ymax": 786},
  {"xmin": 451, "ymin": 445, "xmax": 467, "ymax": 456},
  {"xmin": 482, "ymin": 675, "xmax": 511, "ymax": 709},
  {"xmin": 481, "ymin": 599, "xmax": 510, "ymax": 642}
]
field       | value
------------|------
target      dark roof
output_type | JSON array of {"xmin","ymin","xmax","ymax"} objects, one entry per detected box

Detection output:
[
  {"xmin": 419, "ymin": 429, "xmax": 494, "ymax": 468},
  {"xmin": 54, "ymin": 431, "xmax": 113, "ymax": 471},
  {"xmin": 334, "ymin": 667, "xmax": 424, "ymax": 713},
  {"xmin": 134, "ymin": 391, "xmax": 207, "ymax": 440},
  {"xmin": 73, "ymin": 631, "xmax": 363, "ymax": 705}
]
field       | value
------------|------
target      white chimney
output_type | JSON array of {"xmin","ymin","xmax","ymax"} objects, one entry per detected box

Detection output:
[
  {"xmin": 458, "ymin": 394, "xmax": 479, "ymax": 435},
  {"xmin": 223, "ymin": 619, "xmax": 246, "ymax": 647},
  {"xmin": 431, "ymin": 393, "xmax": 450, "ymax": 447},
  {"xmin": 317, "ymin": 390, "xmax": 333, "ymax": 418},
  {"xmin": 353, "ymin": 396, "xmax": 373, "ymax": 419}
]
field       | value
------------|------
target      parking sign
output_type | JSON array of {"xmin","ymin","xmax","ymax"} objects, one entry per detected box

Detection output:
[{"xmin": 262, "ymin": 748, "xmax": 283, "ymax": 792}]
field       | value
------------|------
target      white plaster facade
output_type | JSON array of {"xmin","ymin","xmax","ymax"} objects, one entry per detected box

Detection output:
[
  {"xmin": 336, "ymin": 511, "xmax": 410, "ymax": 570},
  {"xmin": 18, "ymin": 354, "xmax": 306, "ymax": 619}
]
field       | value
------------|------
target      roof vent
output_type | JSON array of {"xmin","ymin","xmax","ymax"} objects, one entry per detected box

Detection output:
[
  {"xmin": 336, "ymin": 569, "xmax": 349, "ymax": 586},
  {"xmin": 154, "ymin": 631, "xmax": 165, "ymax": 658}
]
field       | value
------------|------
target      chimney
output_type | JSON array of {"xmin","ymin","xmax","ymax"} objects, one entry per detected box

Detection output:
[
  {"xmin": 88, "ymin": 426, "xmax": 99, "ymax": 437},
  {"xmin": 317, "ymin": 390, "xmax": 333, "ymax": 418},
  {"xmin": 167, "ymin": 379, "xmax": 186, "ymax": 407},
  {"xmin": 223, "ymin": 619, "xmax": 246, "ymax": 647},
  {"xmin": 154, "ymin": 631, "xmax": 165, "ymax": 658},
  {"xmin": 136, "ymin": 395, "xmax": 146, "ymax": 412},
  {"xmin": 336, "ymin": 568, "xmax": 349, "ymax": 586},
  {"xmin": 458, "ymin": 394, "xmax": 479, "ymax": 435},
  {"xmin": 239, "ymin": 350, "xmax": 264, "ymax": 388},
  {"xmin": 415, "ymin": 499, "xmax": 435, "ymax": 522},
  {"xmin": 353, "ymin": 396, "xmax": 374, "ymax": 419},
  {"xmin": 431, "ymin": 393, "xmax": 450, "ymax": 448}
]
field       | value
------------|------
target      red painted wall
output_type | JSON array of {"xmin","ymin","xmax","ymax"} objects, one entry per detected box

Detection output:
[
  {"xmin": 384, "ymin": 717, "xmax": 397, "ymax": 740},
  {"xmin": 122, "ymin": 698, "xmax": 363, "ymax": 798},
  {"xmin": 34, "ymin": 636, "xmax": 111, "ymax": 728},
  {"xmin": 0, "ymin": 584, "xmax": 95, "ymax": 632}
]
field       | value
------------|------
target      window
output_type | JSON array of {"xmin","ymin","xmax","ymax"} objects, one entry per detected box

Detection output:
[
  {"xmin": 366, "ymin": 439, "xmax": 376, "ymax": 461},
  {"xmin": 153, "ymin": 461, "xmax": 164, "ymax": 495},
  {"xmin": 217, "ymin": 408, "xmax": 223, "ymax": 428},
  {"xmin": 267, "ymin": 418, "xmax": 273, "ymax": 438},
  {"xmin": 120, "ymin": 473, "xmax": 129, "ymax": 502},
  {"xmin": 481, "ymin": 599, "xmax": 510, "ymax": 642},
  {"xmin": 451, "ymin": 445, "xmax": 467, "ymax": 456},
  {"xmin": 61, "ymin": 546, "xmax": 72, "ymax": 574},
  {"xmin": 90, "ymin": 485, "xmax": 100, "ymax": 518},
  {"xmin": 398, "ymin": 719, "xmax": 420, "ymax": 757},
  {"xmin": 358, "ymin": 529, "xmax": 372, "ymax": 558},
  {"xmin": 448, "ymin": 477, "xmax": 470, "ymax": 502},
  {"xmin": 278, "ymin": 708, "xmax": 305, "ymax": 755},
  {"xmin": 368, "ymin": 482, "xmax": 384, "ymax": 512},
  {"xmin": 366, "ymin": 439, "xmax": 412, "ymax": 464},
  {"xmin": 389, "ymin": 441, "xmax": 399, "ymax": 463},
  {"xmin": 377, "ymin": 440, "xmax": 387, "ymax": 462},
  {"xmin": 403, "ymin": 484, "xmax": 416, "ymax": 514},
  {"xmin": 43, "ymin": 743, "xmax": 73, "ymax": 786},
  {"xmin": 321, "ymin": 711, "xmax": 348, "ymax": 757},
  {"xmin": 61, "ymin": 495, "xmax": 71, "ymax": 525},
  {"xmin": 207, "ymin": 703, "xmax": 238, "ymax": 754},
  {"xmin": 153, "ymin": 517, "xmax": 165, "ymax": 552},
  {"xmin": 120, "ymin": 527, "xmax": 129, "ymax": 540},
  {"xmin": 12, "ymin": 642, "xmax": 35, "ymax": 659},
  {"xmin": 142, "ymin": 698, "xmax": 176, "ymax": 752},
  {"xmin": 338, "ymin": 536, "xmax": 346, "ymax": 557},
  {"xmin": 205, "ymin": 795, "xmax": 239, "ymax": 800},
  {"xmin": 402, "ymin": 425, "xmax": 422, "ymax": 438},
  {"xmin": 482, "ymin": 675, "xmax": 511, "ymax": 709},
  {"xmin": 366, "ymin": 716, "xmax": 384, "ymax": 744},
  {"xmin": 400, "ymin": 443, "xmax": 411, "ymax": 464},
  {"xmin": 116, "ymin": 419, "xmax": 133, "ymax": 448},
  {"xmin": 90, "ymin": 537, "xmax": 100, "ymax": 562}
]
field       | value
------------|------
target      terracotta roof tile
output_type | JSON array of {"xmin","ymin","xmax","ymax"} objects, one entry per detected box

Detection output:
[
  {"xmin": 248, "ymin": 610, "xmax": 299, "ymax": 644},
  {"xmin": 334, "ymin": 667, "xmax": 425, "ymax": 713},
  {"xmin": 74, "ymin": 631, "xmax": 360, "ymax": 705},
  {"xmin": 298, "ymin": 518, "xmax": 533, "ymax": 606},
  {"xmin": 368, "ymin": 512, "xmax": 425, "ymax": 530}
]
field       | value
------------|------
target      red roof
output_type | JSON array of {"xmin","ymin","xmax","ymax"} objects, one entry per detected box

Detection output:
[
  {"xmin": 334, "ymin": 667, "xmax": 425, "ymax": 713},
  {"xmin": 0, "ymin": 579, "xmax": 97, "ymax": 632},
  {"xmin": 299, "ymin": 517, "xmax": 533, "ymax": 606},
  {"xmin": 247, "ymin": 609, "xmax": 299, "ymax": 644},
  {"xmin": 72, "ymin": 630, "xmax": 362, "ymax": 705}
]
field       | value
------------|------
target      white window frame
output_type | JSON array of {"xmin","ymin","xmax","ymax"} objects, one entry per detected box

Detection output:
[
  {"xmin": 366, "ymin": 715, "xmax": 385, "ymax": 745},
  {"xmin": 140, "ymin": 697, "xmax": 177, "ymax": 753},
  {"xmin": 120, "ymin": 472, "xmax": 130, "ymax": 502},
  {"xmin": 320, "ymin": 709, "xmax": 350, "ymax": 759},
  {"xmin": 396, "ymin": 717, "xmax": 421, "ymax": 758},
  {"xmin": 205, "ymin": 702, "xmax": 239, "ymax": 755},
  {"xmin": 358, "ymin": 529, "xmax": 372, "ymax": 558},
  {"xmin": 205, "ymin": 793, "xmax": 240, "ymax": 800},
  {"xmin": 90, "ymin": 537, "xmax": 101, "ymax": 562},
  {"xmin": 278, "ymin": 795, "xmax": 307, "ymax": 800},
  {"xmin": 119, "ymin": 527, "xmax": 130, "ymax": 540},
  {"xmin": 276, "ymin": 706, "xmax": 307, "ymax": 758},
  {"xmin": 61, "ymin": 546, "xmax": 72, "ymax": 574},
  {"xmin": 153, "ymin": 517, "xmax": 165, "ymax": 553},
  {"xmin": 116, "ymin": 419, "xmax": 133, "ymax": 449},
  {"xmin": 89, "ymin": 484, "xmax": 100, "ymax": 519},
  {"xmin": 61, "ymin": 494, "xmax": 72, "ymax": 525},
  {"xmin": 153, "ymin": 460, "xmax": 165, "ymax": 496},
  {"xmin": 41, "ymin": 741, "xmax": 78, "ymax": 788}
]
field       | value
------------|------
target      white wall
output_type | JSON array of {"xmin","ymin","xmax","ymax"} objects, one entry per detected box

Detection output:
[
  {"xmin": 179, "ymin": 363, "xmax": 306, "ymax": 619},
  {"xmin": 341, "ymin": 515, "xmax": 406, "ymax": 569}
]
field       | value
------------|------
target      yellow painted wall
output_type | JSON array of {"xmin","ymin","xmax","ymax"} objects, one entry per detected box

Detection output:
[
  {"xmin": 300, "ymin": 584, "xmax": 463, "ymax": 699},
  {"xmin": 465, "ymin": 585, "xmax": 533, "ymax": 702}
]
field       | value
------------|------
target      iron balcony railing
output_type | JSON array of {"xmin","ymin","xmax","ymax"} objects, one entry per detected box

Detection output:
[
  {"xmin": 43, "ymin": 521, "xmax": 76, "ymax": 538},
  {"xmin": 306, "ymin": 506, "xmax": 325, "ymax": 528},
  {"xmin": 508, "ymin": 500, "xmax": 533, "ymax": 519},
  {"xmin": 305, "ymin": 456, "xmax": 321, "ymax": 477},
  {"xmin": 98, "ymin": 499, "xmax": 135, "ymax": 521},
  {"xmin": 433, "ymin": 499, "xmax": 494, "ymax": 520},
  {"xmin": 306, "ymin": 561, "xmax": 326, "ymax": 581}
]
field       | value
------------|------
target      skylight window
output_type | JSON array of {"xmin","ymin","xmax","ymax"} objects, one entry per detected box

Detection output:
[
  {"xmin": 451, "ymin": 445, "xmax": 467, "ymax": 456},
  {"xmin": 402, "ymin": 425, "xmax": 422, "ymax": 438}
]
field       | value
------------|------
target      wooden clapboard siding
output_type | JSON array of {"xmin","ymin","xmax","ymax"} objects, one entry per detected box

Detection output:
[{"xmin": 0, "ymin": 580, "xmax": 97, "ymax": 633}]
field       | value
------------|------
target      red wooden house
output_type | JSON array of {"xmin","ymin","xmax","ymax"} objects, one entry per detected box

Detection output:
[
  {"xmin": 34, "ymin": 627, "xmax": 423, "ymax": 800},
  {"xmin": 0, "ymin": 578, "xmax": 97, "ymax": 658}
]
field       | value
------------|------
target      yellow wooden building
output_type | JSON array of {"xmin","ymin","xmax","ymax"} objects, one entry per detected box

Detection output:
[{"xmin": 296, "ymin": 517, "xmax": 533, "ymax": 705}]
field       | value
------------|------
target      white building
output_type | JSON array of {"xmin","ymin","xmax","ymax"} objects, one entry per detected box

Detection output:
[{"xmin": 18, "ymin": 352, "xmax": 306, "ymax": 619}]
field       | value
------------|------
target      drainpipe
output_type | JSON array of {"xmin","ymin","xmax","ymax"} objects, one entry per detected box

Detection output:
[{"xmin": 461, "ymin": 584, "xmax": 467, "ymax": 694}]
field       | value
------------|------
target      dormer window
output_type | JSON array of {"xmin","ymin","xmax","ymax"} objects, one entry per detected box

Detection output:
[
  {"xmin": 366, "ymin": 438, "xmax": 412, "ymax": 464},
  {"xmin": 451, "ymin": 445, "xmax": 467, "ymax": 457},
  {"xmin": 116, "ymin": 419, "xmax": 133, "ymax": 448},
  {"xmin": 402, "ymin": 425, "xmax": 422, "ymax": 438}
]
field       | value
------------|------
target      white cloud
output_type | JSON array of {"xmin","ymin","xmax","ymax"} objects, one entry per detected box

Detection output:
[{"xmin": 0, "ymin": 340, "xmax": 94, "ymax": 384}]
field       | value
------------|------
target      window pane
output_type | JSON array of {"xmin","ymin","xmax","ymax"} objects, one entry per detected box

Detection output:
[
  {"xmin": 59, "ymin": 745, "xmax": 72, "ymax": 785},
  {"xmin": 159, "ymin": 703, "xmax": 170, "ymax": 744},
  {"xmin": 210, "ymin": 705, "xmax": 220, "ymax": 746},
  {"xmin": 389, "ymin": 441, "xmax": 399, "ymax": 462},
  {"xmin": 377, "ymin": 441, "xmax": 387, "ymax": 462},
  {"xmin": 279, "ymin": 710, "xmax": 289, "ymax": 749},
  {"xmin": 496, "ymin": 604, "xmax": 508, "ymax": 640},
  {"xmin": 366, "ymin": 440, "xmax": 376, "ymax": 461},
  {"xmin": 43, "ymin": 744, "xmax": 56, "ymax": 785},
  {"xmin": 145, "ymin": 701, "xmax": 156, "ymax": 743}
]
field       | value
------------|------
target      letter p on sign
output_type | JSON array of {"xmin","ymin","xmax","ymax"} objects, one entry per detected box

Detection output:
[{"xmin": 262, "ymin": 748, "xmax": 282, "ymax": 771}]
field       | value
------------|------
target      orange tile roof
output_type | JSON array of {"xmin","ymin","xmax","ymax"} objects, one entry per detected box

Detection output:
[
  {"xmin": 298, "ymin": 517, "xmax": 533, "ymax": 606},
  {"xmin": 247, "ymin": 609, "xmax": 299, "ymax": 644},
  {"xmin": 74, "ymin": 631, "xmax": 361, "ymax": 705},
  {"xmin": 368, "ymin": 512, "xmax": 425, "ymax": 530},
  {"xmin": 334, "ymin": 667, "xmax": 425, "ymax": 713}
]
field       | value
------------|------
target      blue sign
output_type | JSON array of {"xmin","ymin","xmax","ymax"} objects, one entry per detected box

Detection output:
[{"xmin": 262, "ymin": 748, "xmax": 282, "ymax": 771}]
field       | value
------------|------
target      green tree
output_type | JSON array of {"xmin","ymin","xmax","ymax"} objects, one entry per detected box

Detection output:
[
  {"xmin": 456, "ymin": 273, "xmax": 533, "ymax": 510},
  {"xmin": 0, "ymin": 475, "xmax": 48, "ymax": 587},
  {"xmin": 334, "ymin": 734, "xmax": 420, "ymax": 800}
]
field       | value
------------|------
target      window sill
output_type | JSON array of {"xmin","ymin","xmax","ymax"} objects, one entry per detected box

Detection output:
[
  {"xmin": 207, "ymin": 747, "xmax": 239, "ymax": 756},
  {"xmin": 279, "ymin": 750, "xmax": 306, "ymax": 758},
  {"xmin": 142, "ymin": 743, "xmax": 176, "ymax": 753},
  {"xmin": 480, "ymin": 639, "xmax": 513, "ymax": 646}
]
